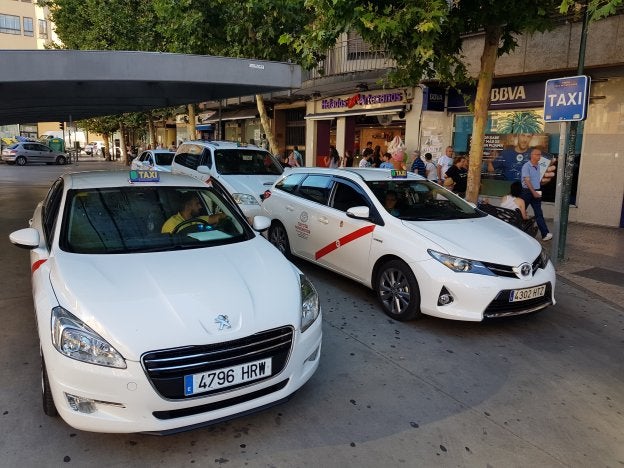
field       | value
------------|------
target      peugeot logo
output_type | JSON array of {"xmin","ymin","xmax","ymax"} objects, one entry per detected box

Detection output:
[
  {"xmin": 520, "ymin": 263, "xmax": 532, "ymax": 277},
  {"xmin": 214, "ymin": 314, "xmax": 231, "ymax": 330}
]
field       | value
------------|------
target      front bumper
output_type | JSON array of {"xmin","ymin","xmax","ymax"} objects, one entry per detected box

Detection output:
[
  {"xmin": 414, "ymin": 258, "xmax": 556, "ymax": 321},
  {"xmin": 43, "ymin": 317, "xmax": 322, "ymax": 434}
]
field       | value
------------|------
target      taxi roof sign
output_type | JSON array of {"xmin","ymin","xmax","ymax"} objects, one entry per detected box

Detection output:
[
  {"xmin": 129, "ymin": 170, "xmax": 160, "ymax": 182},
  {"xmin": 391, "ymin": 170, "xmax": 408, "ymax": 179}
]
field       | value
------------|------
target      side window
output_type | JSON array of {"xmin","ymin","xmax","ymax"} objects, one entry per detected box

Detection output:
[
  {"xmin": 298, "ymin": 175, "xmax": 332, "ymax": 205},
  {"xmin": 24, "ymin": 144, "xmax": 35, "ymax": 151},
  {"xmin": 36, "ymin": 144, "xmax": 49, "ymax": 151},
  {"xmin": 175, "ymin": 144, "xmax": 204, "ymax": 170},
  {"xmin": 275, "ymin": 173, "xmax": 305, "ymax": 193},
  {"xmin": 139, "ymin": 152, "xmax": 147, "ymax": 162},
  {"xmin": 200, "ymin": 149, "xmax": 212, "ymax": 168},
  {"xmin": 42, "ymin": 179, "xmax": 64, "ymax": 249},
  {"xmin": 331, "ymin": 181, "xmax": 369, "ymax": 212}
]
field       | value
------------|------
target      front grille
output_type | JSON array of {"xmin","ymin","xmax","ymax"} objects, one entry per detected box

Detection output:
[
  {"xmin": 142, "ymin": 326, "xmax": 294, "ymax": 399},
  {"xmin": 483, "ymin": 282, "xmax": 553, "ymax": 318},
  {"xmin": 483, "ymin": 253, "xmax": 545, "ymax": 279}
]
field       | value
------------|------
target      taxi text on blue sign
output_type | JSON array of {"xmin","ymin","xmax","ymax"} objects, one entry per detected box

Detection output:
[{"xmin": 543, "ymin": 75, "xmax": 590, "ymax": 122}]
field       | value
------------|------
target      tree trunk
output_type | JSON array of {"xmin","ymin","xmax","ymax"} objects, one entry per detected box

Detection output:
[
  {"xmin": 187, "ymin": 104, "xmax": 196, "ymax": 141},
  {"xmin": 103, "ymin": 134, "xmax": 111, "ymax": 161},
  {"xmin": 256, "ymin": 94, "xmax": 278, "ymax": 155},
  {"xmin": 466, "ymin": 25, "xmax": 502, "ymax": 203},
  {"xmin": 148, "ymin": 114, "xmax": 157, "ymax": 148},
  {"xmin": 119, "ymin": 122, "xmax": 129, "ymax": 165}
]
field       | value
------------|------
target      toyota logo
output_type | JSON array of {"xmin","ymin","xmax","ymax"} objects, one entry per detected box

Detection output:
[{"xmin": 520, "ymin": 263, "xmax": 532, "ymax": 277}]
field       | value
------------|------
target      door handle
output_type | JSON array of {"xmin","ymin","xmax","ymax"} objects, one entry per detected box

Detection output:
[
  {"xmin": 318, "ymin": 217, "xmax": 329, "ymax": 224},
  {"xmin": 285, "ymin": 205, "xmax": 294, "ymax": 212}
]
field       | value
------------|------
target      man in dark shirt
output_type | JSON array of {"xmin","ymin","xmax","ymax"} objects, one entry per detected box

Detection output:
[
  {"xmin": 410, "ymin": 150, "xmax": 426, "ymax": 177},
  {"xmin": 444, "ymin": 156, "xmax": 468, "ymax": 197}
]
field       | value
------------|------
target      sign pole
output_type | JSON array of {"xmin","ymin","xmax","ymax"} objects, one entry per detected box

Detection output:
[{"xmin": 551, "ymin": 121, "xmax": 567, "ymax": 265}]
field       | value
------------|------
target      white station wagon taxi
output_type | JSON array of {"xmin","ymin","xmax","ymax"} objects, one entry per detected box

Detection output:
[
  {"xmin": 9, "ymin": 170, "xmax": 321, "ymax": 434},
  {"xmin": 262, "ymin": 168, "xmax": 556, "ymax": 322}
]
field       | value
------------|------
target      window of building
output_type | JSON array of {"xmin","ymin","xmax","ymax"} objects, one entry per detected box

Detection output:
[
  {"xmin": 23, "ymin": 17, "xmax": 33, "ymax": 36},
  {"xmin": 285, "ymin": 108, "xmax": 305, "ymax": 147},
  {"xmin": 38, "ymin": 19, "xmax": 48, "ymax": 38},
  {"xmin": 0, "ymin": 14, "xmax": 21, "ymax": 35},
  {"xmin": 347, "ymin": 31, "xmax": 372, "ymax": 59}
]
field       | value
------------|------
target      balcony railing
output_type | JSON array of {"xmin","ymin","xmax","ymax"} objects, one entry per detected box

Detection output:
[{"xmin": 302, "ymin": 37, "xmax": 395, "ymax": 81}]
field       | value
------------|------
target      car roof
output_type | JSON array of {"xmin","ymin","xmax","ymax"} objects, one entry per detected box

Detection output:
[
  {"xmin": 149, "ymin": 149, "xmax": 175, "ymax": 154},
  {"xmin": 181, "ymin": 140, "xmax": 267, "ymax": 151},
  {"xmin": 61, "ymin": 170, "xmax": 205, "ymax": 190},
  {"xmin": 284, "ymin": 167, "xmax": 425, "ymax": 182}
]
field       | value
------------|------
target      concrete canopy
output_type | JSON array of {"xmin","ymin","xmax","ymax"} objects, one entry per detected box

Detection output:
[{"xmin": 0, "ymin": 50, "xmax": 301, "ymax": 125}]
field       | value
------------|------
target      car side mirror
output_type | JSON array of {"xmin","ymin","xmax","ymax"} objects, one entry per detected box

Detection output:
[
  {"xmin": 197, "ymin": 165, "xmax": 211, "ymax": 174},
  {"xmin": 9, "ymin": 227, "xmax": 40, "ymax": 249},
  {"xmin": 252, "ymin": 215, "xmax": 271, "ymax": 232},
  {"xmin": 346, "ymin": 206, "xmax": 370, "ymax": 220}
]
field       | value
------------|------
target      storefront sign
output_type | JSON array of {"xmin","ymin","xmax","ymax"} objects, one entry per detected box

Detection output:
[
  {"xmin": 448, "ymin": 81, "xmax": 546, "ymax": 112},
  {"xmin": 422, "ymin": 86, "xmax": 445, "ymax": 112},
  {"xmin": 320, "ymin": 91, "xmax": 405, "ymax": 111}
]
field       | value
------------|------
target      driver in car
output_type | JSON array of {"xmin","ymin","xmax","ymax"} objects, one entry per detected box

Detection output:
[{"xmin": 161, "ymin": 192, "xmax": 226, "ymax": 234}]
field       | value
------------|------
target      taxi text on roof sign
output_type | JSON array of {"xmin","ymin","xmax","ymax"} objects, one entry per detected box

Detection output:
[
  {"xmin": 391, "ymin": 170, "xmax": 407, "ymax": 179},
  {"xmin": 129, "ymin": 170, "xmax": 160, "ymax": 182}
]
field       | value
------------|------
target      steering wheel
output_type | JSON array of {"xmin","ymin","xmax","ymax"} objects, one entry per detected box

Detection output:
[{"xmin": 171, "ymin": 217, "xmax": 212, "ymax": 234}]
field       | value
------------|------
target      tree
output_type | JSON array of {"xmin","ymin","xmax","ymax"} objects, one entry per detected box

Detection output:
[
  {"xmin": 153, "ymin": 0, "xmax": 313, "ymax": 155},
  {"xmin": 288, "ymin": 0, "xmax": 561, "ymax": 201}
]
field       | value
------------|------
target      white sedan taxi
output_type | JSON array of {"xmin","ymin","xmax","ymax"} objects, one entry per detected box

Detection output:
[
  {"xmin": 9, "ymin": 170, "xmax": 321, "ymax": 434},
  {"xmin": 262, "ymin": 168, "xmax": 556, "ymax": 322}
]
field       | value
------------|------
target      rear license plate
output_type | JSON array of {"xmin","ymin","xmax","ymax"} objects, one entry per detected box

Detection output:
[
  {"xmin": 509, "ymin": 285, "xmax": 546, "ymax": 302},
  {"xmin": 184, "ymin": 358, "xmax": 272, "ymax": 396}
]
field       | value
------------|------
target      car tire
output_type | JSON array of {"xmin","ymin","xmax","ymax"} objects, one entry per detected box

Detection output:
[
  {"xmin": 41, "ymin": 355, "xmax": 58, "ymax": 417},
  {"xmin": 268, "ymin": 221, "xmax": 292, "ymax": 259},
  {"xmin": 375, "ymin": 259, "xmax": 421, "ymax": 321},
  {"xmin": 15, "ymin": 156, "xmax": 27, "ymax": 166},
  {"xmin": 56, "ymin": 156, "xmax": 67, "ymax": 165}
]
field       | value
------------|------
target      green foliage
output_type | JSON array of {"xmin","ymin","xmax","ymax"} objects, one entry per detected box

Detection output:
[
  {"xmin": 288, "ymin": 0, "xmax": 561, "ymax": 86},
  {"xmin": 560, "ymin": 0, "xmax": 623, "ymax": 21}
]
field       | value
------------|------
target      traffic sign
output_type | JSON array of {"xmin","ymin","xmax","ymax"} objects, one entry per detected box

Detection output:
[{"xmin": 543, "ymin": 75, "xmax": 590, "ymax": 122}]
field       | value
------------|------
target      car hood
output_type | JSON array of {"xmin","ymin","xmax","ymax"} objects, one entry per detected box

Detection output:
[
  {"xmin": 216, "ymin": 174, "xmax": 279, "ymax": 202},
  {"xmin": 401, "ymin": 215, "xmax": 542, "ymax": 265},
  {"xmin": 49, "ymin": 237, "xmax": 301, "ymax": 361}
]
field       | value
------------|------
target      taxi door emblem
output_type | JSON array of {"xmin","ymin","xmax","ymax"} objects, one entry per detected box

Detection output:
[{"xmin": 214, "ymin": 315, "xmax": 231, "ymax": 330}]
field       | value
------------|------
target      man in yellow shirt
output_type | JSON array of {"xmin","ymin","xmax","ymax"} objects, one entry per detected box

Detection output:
[{"xmin": 161, "ymin": 192, "xmax": 226, "ymax": 234}]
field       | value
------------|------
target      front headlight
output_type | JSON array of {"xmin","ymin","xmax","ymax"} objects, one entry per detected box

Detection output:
[
  {"xmin": 51, "ymin": 307, "xmax": 126, "ymax": 368},
  {"xmin": 232, "ymin": 193, "xmax": 260, "ymax": 205},
  {"xmin": 300, "ymin": 275, "xmax": 320, "ymax": 332},
  {"xmin": 428, "ymin": 249, "xmax": 495, "ymax": 276},
  {"xmin": 540, "ymin": 246, "xmax": 550, "ymax": 267}
]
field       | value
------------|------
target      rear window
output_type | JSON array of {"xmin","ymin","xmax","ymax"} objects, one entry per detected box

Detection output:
[
  {"xmin": 214, "ymin": 149, "xmax": 283, "ymax": 176},
  {"xmin": 154, "ymin": 152, "xmax": 175, "ymax": 166}
]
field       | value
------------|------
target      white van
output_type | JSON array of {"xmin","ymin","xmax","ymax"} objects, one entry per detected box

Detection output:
[{"xmin": 171, "ymin": 141, "xmax": 284, "ymax": 220}]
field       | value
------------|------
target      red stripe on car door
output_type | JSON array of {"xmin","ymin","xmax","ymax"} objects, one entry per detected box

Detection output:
[
  {"xmin": 315, "ymin": 225, "xmax": 375, "ymax": 260},
  {"xmin": 32, "ymin": 259, "xmax": 47, "ymax": 274}
]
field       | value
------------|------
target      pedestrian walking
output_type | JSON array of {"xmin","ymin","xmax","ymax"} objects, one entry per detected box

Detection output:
[{"xmin": 521, "ymin": 148, "xmax": 552, "ymax": 241}]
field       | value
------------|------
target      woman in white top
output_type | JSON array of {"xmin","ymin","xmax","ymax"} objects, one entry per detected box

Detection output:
[{"xmin": 500, "ymin": 181, "xmax": 528, "ymax": 219}]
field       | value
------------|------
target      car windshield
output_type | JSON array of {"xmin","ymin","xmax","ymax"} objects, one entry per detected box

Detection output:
[
  {"xmin": 366, "ymin": 180, "xmax": 486, "ymax": 221},
  {"xmin": 154, "ymin": 152, "xmax": 175, "ymax": 166},
  {"xmin": 214, "ymin": 149, "xmax": 283, "ymax": 176},
  {"xmin": 61, "ymin": 186, "xmax": 251, "ymax": 254}
]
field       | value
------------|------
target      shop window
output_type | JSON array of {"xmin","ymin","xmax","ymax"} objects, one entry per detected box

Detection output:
[
  {"xmin": 453, "ymin": 110, "xmax": 582, "ymax": 203},
  {"xmin": 285, "ymin": 108, "xmax": 305, "ymax": 147}
]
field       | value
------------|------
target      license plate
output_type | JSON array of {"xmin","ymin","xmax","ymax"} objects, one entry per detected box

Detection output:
[
  {"xmin": 509, "ymin": 285, "xmax": 546, "ymax": 302},
  {"xmin": 184, "ymin": 358, "xmax": 272, "ymax": 396}
]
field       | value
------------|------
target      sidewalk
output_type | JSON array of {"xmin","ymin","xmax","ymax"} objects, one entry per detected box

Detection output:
[{"xmin": 549, "ymin": 221, "xmax": 624, "ymax": 312}]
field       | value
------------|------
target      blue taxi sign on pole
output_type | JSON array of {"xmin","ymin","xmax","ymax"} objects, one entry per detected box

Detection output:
[{"xmin": 543, "ymin": 75, "xmax": 590, "ymax": 122}]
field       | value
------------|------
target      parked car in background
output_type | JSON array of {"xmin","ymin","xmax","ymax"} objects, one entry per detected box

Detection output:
[
  {"xmin": 171, "ymin": 141, "xmax": 284, "ymax": 221},
  {"xmin": 131, "ymin": 149, "xmax": 175, "ymax": 172},
  {"xmin": 262, "ymin": 167, "xmax": 556, "ymax": 322},
  {"xmin": 84, "ymin": 141, "xmax": 104, "ymax": 156},
  {"xmin": 1, "ymin": 142, "xmax": 68, "ymax": 165},
  {"xmin": 8, "ymin": 170, "xmax": 322, "ymax": 433}
]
